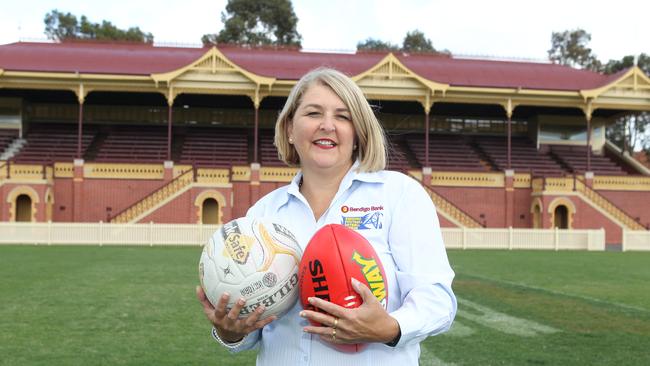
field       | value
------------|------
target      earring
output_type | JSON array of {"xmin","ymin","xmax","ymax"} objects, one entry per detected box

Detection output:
[
  {"xmin": 289, "ymin": 137, "xmax": 294, "ymax": 144},
  {"xmin": 353, "ymin": 144, "xmax": 358, "ymax": 150}
]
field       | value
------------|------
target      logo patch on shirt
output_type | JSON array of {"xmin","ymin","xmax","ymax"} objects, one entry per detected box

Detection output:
[
  {"xmin": 341, "ymin": 205, "xmax": 384, "ymax": 213},
  {"xmin": 341, "ymin": 212, "xmax": 383, "ymax": 230}
]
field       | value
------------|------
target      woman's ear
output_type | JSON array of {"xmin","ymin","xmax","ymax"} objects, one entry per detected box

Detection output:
[{"xmin": 287, "ymin": 121, "xmax": 294, "ymax": 144}]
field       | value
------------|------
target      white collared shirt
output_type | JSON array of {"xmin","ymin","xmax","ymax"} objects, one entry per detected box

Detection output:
[{"xmin": 217, "ymin": 162, "xmax": 457, "ymax": 366}]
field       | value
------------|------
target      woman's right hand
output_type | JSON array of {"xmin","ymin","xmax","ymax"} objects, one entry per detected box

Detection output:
[{"xmin": 196, "ymin": 286, "xmax": 276, "ymax": 342}]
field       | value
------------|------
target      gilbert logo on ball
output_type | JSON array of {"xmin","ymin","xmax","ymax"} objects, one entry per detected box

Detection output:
[
  {"xmin": 199, "ymin": 217, "xmax": 302, "ymax": 320},
  {"xmin": 298, "ymin": 224, "xmax": 388, "ymax": 352}
]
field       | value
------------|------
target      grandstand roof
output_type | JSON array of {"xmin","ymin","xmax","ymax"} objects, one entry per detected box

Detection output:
[{"xmin": 0, "ymin": 41, "xmax": 621, "ymax": 91}]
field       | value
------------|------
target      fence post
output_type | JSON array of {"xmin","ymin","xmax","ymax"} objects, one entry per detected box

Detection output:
[
  {"xmin": 621, "ymin": 228, "xmax": 626, "ymax": 252},
  {"xmin": 99, "ymin": 221, "xmax": 103, "ymax": 247},
  {"xmin": 554, "ymin": 227, "xmax": 559, "ymax": 251},
  {"xmin": 149, "ymin": 221, "xmax": 154, "ymax": 247},
  {"xmin": 462, "ymin": 226, "xmax": 467, "ymax": 250},
  {"xmin": 508, "ymin": 226, "xmax": 513, "ymax": 250},
  {"xmin": 198, "ymin": 222, "xmax": 203, "ymax": 246},
  {"xmin": 47, "ymin": 220, "xmax": 52, "ymax": 246}
]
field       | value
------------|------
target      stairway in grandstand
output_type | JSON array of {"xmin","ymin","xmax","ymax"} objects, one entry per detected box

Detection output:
[
  {"xmin": 11, "ymin": 124, "xmax": 96, "ymax": 163},
  {"xmin": 408, "ymin": 172, "xmax": 483, "ymax": 228},
  {"xmin": 574, "ymin": 176, "xmax": 645, "ymax": 230},
  {"xmin": 110, "ymin": 169, "xmax": 194, "ymax": 223}
]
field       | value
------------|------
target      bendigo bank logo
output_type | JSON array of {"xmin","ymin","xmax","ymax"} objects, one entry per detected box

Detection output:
[
  {"xmin": 340, "ymin": 204, "xmax": 384, "ymax": 230},
  {"xmin": 351, "ymin": 251, "xmax": 387, "ymax": 309}
]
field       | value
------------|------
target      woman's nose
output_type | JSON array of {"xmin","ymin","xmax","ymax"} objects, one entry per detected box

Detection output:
[{"xmin": 319, "ymin": 114, "xmax": 336, "ymax": 132}]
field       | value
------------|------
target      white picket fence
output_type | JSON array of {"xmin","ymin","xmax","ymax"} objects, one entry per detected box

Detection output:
[
  {"xmin": 0, "ymin": 222, "xmax": 220, "ymax": 246},
  {"xmin": 622, "ymin": 229, "xmax": 650, "ymax": 251},
  {"xmin": 0, "ymin": 222, "xmax": 613, "ymax": 251},
  {"xmin": 442, "ymin": 227, "xmax": 605, "ymax": 251}
]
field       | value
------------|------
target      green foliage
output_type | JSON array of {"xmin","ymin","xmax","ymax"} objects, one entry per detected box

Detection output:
[
  {"xmin": 2, "ymin": 246, "xmax": 649, "ymax": 365},
  {"xmin": 356, "ymin": 38, "xmax": 400, "ymax": 52},
  {"xmin": 44, "ymin": 9, "xmax": 154, "ymax": 43},
  {"xmin": 602, "ymin": 53, "xmax": 650, "ymax": 75},
  {"xmin": 357, "ymin": 29, "xmax": 446, "ymax": 54},
  {"xmin": 547, "ymin": 28, "xmax": 601, "ymax": 70},
  {"xmin": 602, "ymin": 54, "xmax": 650, "ymax": 155},
  {"xmin": 202, "ymin": 0, "xmax": 301, "ymax": 47},
  {"xmin": 402, "ymin": 29, "xmax": 435, "ymax": 53}
]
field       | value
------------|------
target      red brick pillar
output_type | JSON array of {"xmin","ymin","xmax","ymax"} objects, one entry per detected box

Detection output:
[
  {"xmin": 163, "ymin": 161, "xmax": 174, "ymax": 182},
  {"xmin": 584, "ymin": 171, "xmax": 594, "ymax": 188},
  {"xmin": 422, "ymin": 167, "xmax": 432, "ymax": 186},
  {"xmin": 250, "ymin": 163, "xmax": 261, "ymax": 205},
  {"xmin": 72, "ymin": 159, "xmax": 84, "ymax": 222},
  {"xmin": 505, "ymin": 169, "xmax": 514, "ymax": 228}
]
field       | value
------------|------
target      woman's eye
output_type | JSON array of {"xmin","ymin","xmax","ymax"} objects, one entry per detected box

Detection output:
[{"xmin": 337, "ymin": 114, "xmax": 351, "ymax": 121}]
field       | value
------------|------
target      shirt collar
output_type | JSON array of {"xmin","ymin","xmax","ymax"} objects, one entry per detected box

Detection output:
[{"xmin": 285, "ymin": 160, "xmax": 384, "ymax": 204}]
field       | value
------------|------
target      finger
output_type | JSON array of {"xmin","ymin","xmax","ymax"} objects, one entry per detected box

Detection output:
[
  {"xmin": 351, "ymin": 277, "xmax": 378, "ymax": 305},
  {"xmin": 243, "ymin": 304, "xmax": 266, "ymax": 327},
  {"xmin": 212, "ymin": 292, "xmax": 233, "ymax": 317},
  {"xmin": 303, "ymin": 325, "xmax": 336, "ymax": 338},
  {"xmin": 226, "ymin": 297, "xmax": 246, "ymax": 320},
  {"xmin": 196, "ymin": 286, "xmax": 217, "ymax": 318},
  {"xmin": 307, "ymin": 296, "xmax": 346, "ymax": 318},
  {"xmin": 300, "ymin": 309, "xmax": 338, "ymax": 327},
  {"xmin": 253, "ymin": 315, "xmax": 277, "ymax": 330}
]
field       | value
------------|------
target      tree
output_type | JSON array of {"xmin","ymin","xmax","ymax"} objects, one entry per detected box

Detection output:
[
  {"xmin": 44, "ymin": 10, "xmax": 78, "ymax": 41},
  {"xmin": 44, "ymin": 9, "xmax": 153, "ymax": 43},
  {"xmin": 202, "ymin": 0, "xmax": 301, "ymax": 47},
  {"xmin": 603, "ymin": 53, "xmax": 650, "ymax": 155},
  {"xmin": 547, "ymin": 29, "xmax": 601, "ymax": 71},
  {"xmin": 602, "ymin": 53, "xmax": 650, "ymax": 75},
  {"xmin": 356, "ymin": 38, "xmax": 400, "ymax": 52},
  {"xmin": 402, "ymin": 30, "xmax": 435, "ymax": 53}
]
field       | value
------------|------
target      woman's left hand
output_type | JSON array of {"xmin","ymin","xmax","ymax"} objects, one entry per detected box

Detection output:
[{"xmin": 300, "ymin": 277, "xmax": 399, "ymax": 345}]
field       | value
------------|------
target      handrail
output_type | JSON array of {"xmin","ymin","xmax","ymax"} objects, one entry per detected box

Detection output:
[
  {"xmin": 575, "ymin": 176, "xmax": 645, "ymax": 230},
  {"xmin": 409, "ymin": 172, "xmax": 483, "ymax": 228},
  {"xmin": 110, "ymin": 168, "xmax": 194, "ymax": 223}
]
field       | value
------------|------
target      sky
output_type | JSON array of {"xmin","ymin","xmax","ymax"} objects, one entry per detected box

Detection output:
[{"xmin": 0, "ymin": 0, "xmax": 647, "ymax": 63}]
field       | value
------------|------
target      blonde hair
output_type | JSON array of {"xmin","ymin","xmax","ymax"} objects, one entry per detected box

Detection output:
[{"xmin": 274, "ymin": 67, "xmax": 387, "ymax": 172}]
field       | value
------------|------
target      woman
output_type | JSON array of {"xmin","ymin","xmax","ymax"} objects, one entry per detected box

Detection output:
[{"xmin": 197, "ymin": 68, "xmax": 457, "ymax": 365}]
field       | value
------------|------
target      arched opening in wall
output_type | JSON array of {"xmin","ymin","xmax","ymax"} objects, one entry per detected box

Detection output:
[
  {"xmin": 16, "ymin": 194, "xmax": 33, "ymax": 222},
  {"xmin": 554, "ymin": 205, "xmax": 569, "ymax": 229},
  {"xmin": 202, "ymin": 198, "xmax": 219, "ymax": 224},
  {"xmin": 532, "ymin": 204, "xmax": 542, "ymax": 229}
]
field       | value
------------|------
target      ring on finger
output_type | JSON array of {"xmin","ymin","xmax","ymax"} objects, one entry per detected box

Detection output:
[
  {"xmin": 333, "ymin": 317, "xmax": 339, "ymax": 330},
  {"xmin": 331, "ymin": 328, "xmax": 337, "ymax": 341}
]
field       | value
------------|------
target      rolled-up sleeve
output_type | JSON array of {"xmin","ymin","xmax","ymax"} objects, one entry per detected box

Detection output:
[{"xmin": 387, "ymin": 177, "xmax": 457, "ymax": 347}]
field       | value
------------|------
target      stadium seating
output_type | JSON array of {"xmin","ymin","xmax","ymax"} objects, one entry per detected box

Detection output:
[
  {"xmin": 550, "ymin": 145, "xmax": 627, "ymax": 175},
  {"xmin": 475, "ymin": 136, "xmax": 565, "ymax": 176},
  {"xmin": 94, "ymin": 126, "xmax": 168, "ymax": 163},
  {"xmin": 0, "ymin": 129, "xmax": 18, "ymax": 156},
  {"xmin": 178, "ymin": 127, "xmax": 249, "ymax": 167},
  {"xmin": 259, "ymin": 129, "xmax": 284, "ymax": 166},
  {"xmin": 12, "ymin": 124, "xmax": 95, "ymax": 163},
  {"xmin": 407, "ymin": 133, "xmax": 489, "ymax": 172}
]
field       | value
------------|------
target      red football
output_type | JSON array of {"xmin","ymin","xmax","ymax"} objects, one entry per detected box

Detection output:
[{"xmin": 298, "ymin": 224, "xmax": 388, "ymax": 352}]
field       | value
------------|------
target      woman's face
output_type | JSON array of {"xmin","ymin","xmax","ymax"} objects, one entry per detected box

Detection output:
[{"xmin": 288, "ymin": 83, "xmax": 356, "ymax": 175}]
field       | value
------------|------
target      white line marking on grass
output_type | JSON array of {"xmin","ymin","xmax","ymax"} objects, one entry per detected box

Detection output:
[
  {"xmin": 458, "ymin": 297, "xmax": 558, "ymax": 337},
  {"xmin": 463, "ymin": 273, "xmax": 650, "ymax": 314},
  {"xmin": 419, "ymin": 346, "xmax": 459, "ymax": 366},
  {"xmin": 445, "ymin": 320, "xmax": 476, "ymax": 337}
]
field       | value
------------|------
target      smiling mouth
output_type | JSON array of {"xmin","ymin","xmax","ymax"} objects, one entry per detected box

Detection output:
[{"xmin": 313, "ymin": 139, "xmax": 337, "ymax": 147}]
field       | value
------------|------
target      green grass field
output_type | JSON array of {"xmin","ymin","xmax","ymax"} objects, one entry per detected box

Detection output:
[{"xmin": 1, "ymin": 246, "xmax": 648, "ymax": 365}]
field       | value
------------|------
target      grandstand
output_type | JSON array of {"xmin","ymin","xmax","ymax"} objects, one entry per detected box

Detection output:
[{"xmin": 0, "ymin": 41, "xmax": 649, "ymax": 245}]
